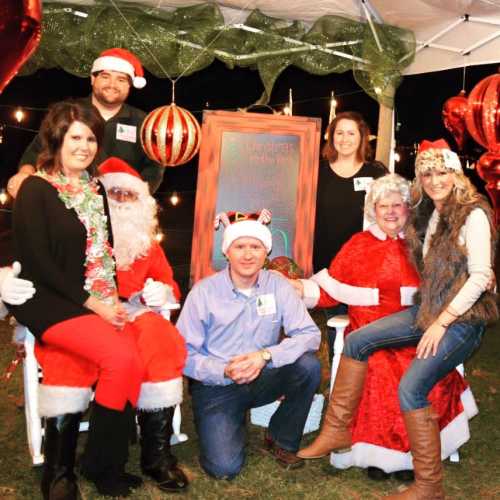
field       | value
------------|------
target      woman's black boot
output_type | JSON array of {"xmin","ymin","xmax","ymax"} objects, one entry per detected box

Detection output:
[
  {"xmin": 41, "ymin": 412, "xmax": 82, "ymax": 500},
  {"xmin": 80, "ymin": 402, "xmax": 142, "ymax": 497},
  {"xmin": 138, "ymin": 407, "xmax": 189, "ymax": 492}
]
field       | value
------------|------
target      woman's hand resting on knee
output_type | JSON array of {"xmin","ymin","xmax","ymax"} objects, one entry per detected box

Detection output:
[{"xmin": 84, "ymin": 296, "xmax": 128, "ymax": 329}]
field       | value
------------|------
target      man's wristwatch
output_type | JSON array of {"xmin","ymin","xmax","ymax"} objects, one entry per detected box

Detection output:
[{"xmin": 260, "ymin": 349, "xmax": 272, "ymax": 363}]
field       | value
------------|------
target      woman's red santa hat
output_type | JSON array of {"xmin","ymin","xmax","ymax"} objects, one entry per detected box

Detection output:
[
  {"xmin": 98, "ymin": 157, "xmax": 150, "ymax": 198},
  {"xmin": 215, "ymin": 209, "xmax": 273, "ymax": 255},
  {"xmin": 91, "ymin": 48, "xmax": 147, "ymax": 89}
]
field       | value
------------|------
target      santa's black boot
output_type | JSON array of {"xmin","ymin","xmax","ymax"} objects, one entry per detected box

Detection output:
[
  {"xmin": 138, "ymin": 407, "xmax": 189, "ymax": 492},
  {"xmin": 41, "ymin": 412, "xmax": 82, "ymax": 500}
]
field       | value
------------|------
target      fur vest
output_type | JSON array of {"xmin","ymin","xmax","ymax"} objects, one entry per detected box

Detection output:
[{"xmin": 405, "ymin": 194, "xmax": 498, "ymax": 331}]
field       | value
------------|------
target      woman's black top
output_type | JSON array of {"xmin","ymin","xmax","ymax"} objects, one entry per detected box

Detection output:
[
  {"xmin": 313, "ymin": 159, "xmax": 387, "ymax": 272},
  {"xmin": 7, "ymin": 175, "xmax": 113, "ymax": 339}
]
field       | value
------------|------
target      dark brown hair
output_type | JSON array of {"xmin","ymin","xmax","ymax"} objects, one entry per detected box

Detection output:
[
  {"xmin": 37, "ymin": 100, "xmax": 104, "ymax": 176},
  {"xmin": 322, "ymin": 111, "xmax": 373, "ymax": 163}
]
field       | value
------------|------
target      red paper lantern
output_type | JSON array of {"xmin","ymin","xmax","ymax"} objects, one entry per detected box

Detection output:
[
  {"xmin": 442, "ymin": 90, "xmax": 468, "ymax": 150},
  {"xmin": 476, "ymin": 151, "xmax": 500, "ymax": 226},
  {"xmin": 140, "ymin": 104, "xmax": 201, "ymax": 167},
  {"xmin": 465, "ymin": 73, "xmax": 500, "ymax": 151},
  {"xmin": 0, "ymin": 0, "xmax": 42, "ymax": 95}
]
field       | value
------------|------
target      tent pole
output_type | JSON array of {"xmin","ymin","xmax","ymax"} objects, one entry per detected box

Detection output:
[{"xmin": 375, "ymin": 84, "xmax": 395, "ymax": 170}]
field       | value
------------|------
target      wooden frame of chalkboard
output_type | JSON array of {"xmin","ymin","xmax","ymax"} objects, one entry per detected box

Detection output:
[{"xmin": 191, "ymin": 110, "xmax": 321, "ymax": 284}]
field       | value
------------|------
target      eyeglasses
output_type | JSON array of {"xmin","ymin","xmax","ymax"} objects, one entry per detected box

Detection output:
[{"xmin": 107, "ymin": 187, "xmax": 139, "ymax": 202}]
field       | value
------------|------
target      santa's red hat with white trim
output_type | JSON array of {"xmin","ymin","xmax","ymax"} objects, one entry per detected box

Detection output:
[
  {"xmin": 91, "ymin": 48, "xmax": 147, "ymax": 89},
  {"xmin": 98, "ymin": 157, "xmax": 149, "ymax": 198}
]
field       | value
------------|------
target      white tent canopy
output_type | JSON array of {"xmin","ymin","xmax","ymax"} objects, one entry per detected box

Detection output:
[{"xmin": 106, "ymin": 0, "xmax": 500, "ymax": 74}]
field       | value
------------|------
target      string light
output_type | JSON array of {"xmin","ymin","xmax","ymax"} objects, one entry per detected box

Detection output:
[
  {"xmin": 282, "ymin": 88, "xmax": 294, "ymax": 116},
  {"xmin": 155, "ymin": 231, "xmax": 164, "ymax": 242},
  {"xmin": 328, "ymin": 90, "xmax": 337, "ymax": 123},
  {"xmin": 14, "ymin": 108, "xmax": 25, "ymax": 123},
  {"xmin": 393, "ymin": 151, "xmax": 401, "ymax": 162},
  {"xmin": 0, "ymin": 189, "xmax": 8, "ymax": 205},
  {"xmin": 170, "ymin": 191, "xmax": 180, "ymax": 206},
  {"xmin": 0, "ymin": 124, "xmax": 4, "ymax": 144}
]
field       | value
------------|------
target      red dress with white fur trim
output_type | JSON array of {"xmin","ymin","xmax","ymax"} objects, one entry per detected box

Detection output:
[{"xmin": 308, "ymin": 225, "xmax": 477, "ymax": 472}]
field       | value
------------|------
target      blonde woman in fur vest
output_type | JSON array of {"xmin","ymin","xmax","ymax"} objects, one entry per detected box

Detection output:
[{"xmin": 298, "ymin": 139, "xmax": 498, "ymax": 500}]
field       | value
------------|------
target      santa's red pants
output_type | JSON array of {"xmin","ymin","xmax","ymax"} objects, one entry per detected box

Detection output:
[{"xmin": 41, "ymin": 314, "xmax": 144, "ymax": 411}]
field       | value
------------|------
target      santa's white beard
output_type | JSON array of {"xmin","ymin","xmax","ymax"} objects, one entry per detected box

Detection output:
[{"xmin": 108, "ymin": 196, "xmax": 159, "ymax": 270}]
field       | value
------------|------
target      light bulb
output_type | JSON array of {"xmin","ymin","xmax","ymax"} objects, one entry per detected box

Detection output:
[
  {"xmin": 170, "ymin": 192, "xmax": 179, "ymax": 206},
  {"xmin": 14, "ymin": 108, "xmax": 25, "ymax": 123}
]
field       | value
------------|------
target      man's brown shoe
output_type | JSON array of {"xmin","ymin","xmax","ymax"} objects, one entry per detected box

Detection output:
[{"xmin": 263, "ymin": 434, "xmax": 304, "ymax": 470}]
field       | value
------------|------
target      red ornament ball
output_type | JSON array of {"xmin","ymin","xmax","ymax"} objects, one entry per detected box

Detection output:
[
  {"xmin": 442, "ymin": 90, "xmax": 468, "ymax": 151},
  {"xmin": 140, "ymin": 104, "xmax": 201, "ymax": 167},
  {"xmin": 266, "ymin": 256, "xmax": 304, "ymax": 279}
]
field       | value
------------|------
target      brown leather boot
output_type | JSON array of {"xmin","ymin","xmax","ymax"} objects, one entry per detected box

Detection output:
[
  {"xmin": 385, "ymin": 407, "xmax": 444, "ymax": 499},
  {"xmin": 297, "ymin": 355, "xmax": 367, "ymax": 459}
]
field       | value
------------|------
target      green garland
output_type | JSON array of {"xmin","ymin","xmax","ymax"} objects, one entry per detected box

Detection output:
[{"xmin": 22, "ymin": 2, "xmax": 416, "ymax": 108}]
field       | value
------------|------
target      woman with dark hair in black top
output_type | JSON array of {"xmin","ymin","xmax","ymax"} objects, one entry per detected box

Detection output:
[{"xmin": 8, "ymin": 101, "xmax": 143, "ymax": 499}]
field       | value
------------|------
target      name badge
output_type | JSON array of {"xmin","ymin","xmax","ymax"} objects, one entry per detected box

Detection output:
[
  {"xmin": 116, "ymin": 123, "xmax": 137, "ymax": 143},
  {"xmin": 256, "ymin": 294, "xmax": 276, "ymax": 316},
  {"xmin": 353, "ymin": 176, "xmax": 374, "ymax": 192}
]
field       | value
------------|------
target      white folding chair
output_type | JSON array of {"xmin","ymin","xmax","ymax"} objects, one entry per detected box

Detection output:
[
  {"xmin": 20, "ymin": 319, "xmax": 187, "ymax": 466},
  {"xmin": 326, "ymin": 315, "xmax": 461, "ymax": 464}
]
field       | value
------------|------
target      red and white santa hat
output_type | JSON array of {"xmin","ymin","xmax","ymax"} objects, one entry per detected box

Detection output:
[
  {"xmin": 215, "ymin": 209, "xmax": 272, "ymax": 255},
  {"xmin": 415, "ymin": 139, "xmax": 462, "ymax": 174},
  {"xmin": 91, "ymin": 48, "xmax": 147, "ymax": 89},
  {"xmin": 98, "ymin": 157, "xmax": 149, "ymax": 198}
]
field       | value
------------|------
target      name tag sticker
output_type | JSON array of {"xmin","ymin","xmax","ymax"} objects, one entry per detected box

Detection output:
[
  {"xmin": 116, "ymin": 123, "xmax": 137, "ymax": 143},
  {"xmin": 256, "ymin": 294, "xmax": 276, "ymax": 316},
  {"xmin": 353, "ymin": 176, "xmax": 374, "ymax": 192}
]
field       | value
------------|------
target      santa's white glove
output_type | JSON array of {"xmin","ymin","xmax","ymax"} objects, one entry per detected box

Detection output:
[
  {"xmin": 0, "ymin": 262, "xmax": 36, "ymax": 305},
  {"xmin": 142, "ymin": 278, "xmax": 176, "ymax": 308}
]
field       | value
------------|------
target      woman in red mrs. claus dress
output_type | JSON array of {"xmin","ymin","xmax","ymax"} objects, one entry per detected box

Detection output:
[{"xmin": 299, "ymin": 174, "xmax": 476, "ymax": 478}]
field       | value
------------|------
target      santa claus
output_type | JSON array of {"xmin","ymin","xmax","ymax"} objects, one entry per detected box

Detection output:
[{"xmin": 99, "ymin": 157, "xmax": 188, "ymax": 492}]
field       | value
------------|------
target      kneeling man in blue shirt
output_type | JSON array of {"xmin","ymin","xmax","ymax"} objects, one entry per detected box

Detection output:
[{"xmin": 177, "ymin": 209, "xmax": 321, "ymax": 479}]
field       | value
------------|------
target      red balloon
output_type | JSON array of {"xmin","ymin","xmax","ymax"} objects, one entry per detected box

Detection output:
[
  {"xmin": 0, "ymin": 1, "xmax": 42, "ymax": 95},
  {"xmin": 465, "ymin": 73, "xmax": 500, "ymax": 151},
  {"xmin": 476, "ymin": 151, "xmax": 500, "ymax": 226},
  {"xmin": 442, "ymin": 90, "xmax": 468, "ymax": 150}
]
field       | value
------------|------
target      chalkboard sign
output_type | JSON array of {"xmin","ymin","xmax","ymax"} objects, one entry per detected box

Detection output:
[{"xmin": 191, "ymin": 110, "xmax": 321, "ymax": 283}]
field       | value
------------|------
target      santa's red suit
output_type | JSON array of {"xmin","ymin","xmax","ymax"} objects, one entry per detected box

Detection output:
[
  {"xmin": 35, "ymin": 242, "xmax": 186, "ymax": 417},
  {"xmin": 302, "ymin": 224, "xmax": 477, "ymax": 472}
]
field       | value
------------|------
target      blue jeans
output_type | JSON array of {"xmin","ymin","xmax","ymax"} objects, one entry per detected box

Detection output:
[
  {"xmin": 343, "ymin": 306, "xmax": 485, "ymax": 412},
  {"xmin": 190, "ymin": 352, "xmax": 321, "ymax": 479}
]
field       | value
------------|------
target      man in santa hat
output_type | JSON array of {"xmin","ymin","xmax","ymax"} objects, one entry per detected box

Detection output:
[
  {"xmin": 8, "ymin": 48, "xmax": 164, "ymax": 196},
  {"xmin": 177, "ymin": 209, "xmax": 321, "ymax": 479}
]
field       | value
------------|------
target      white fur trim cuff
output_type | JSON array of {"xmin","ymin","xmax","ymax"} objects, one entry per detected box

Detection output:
[
  {"xmin": 137, "ymin": 377, "xmax": 183, "ymax": 411},
  {"xmin": 312, "ymin": 269, "xmax": 379, "ymax": 306},
  {"xmin": 38, "ymin": 385, "xmax": 92, "ymax": 418},
  {"xmin": 400, "ymin": 287, "xmax": 418, "ymax": 306},
  {"xmin": 301, "ymin": 279, "xmax": 320, "ymax": 308}
]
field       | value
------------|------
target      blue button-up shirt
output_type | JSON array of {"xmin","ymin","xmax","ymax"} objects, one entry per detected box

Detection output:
[{"xmin": 176, "ymin": 267, "xmax": 320, "ymax": 386}]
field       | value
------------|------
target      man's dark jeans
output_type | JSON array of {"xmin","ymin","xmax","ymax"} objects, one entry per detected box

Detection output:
[{"xmin": 190, "ymin": 352, "xmax": 321, "ymax": 479}]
